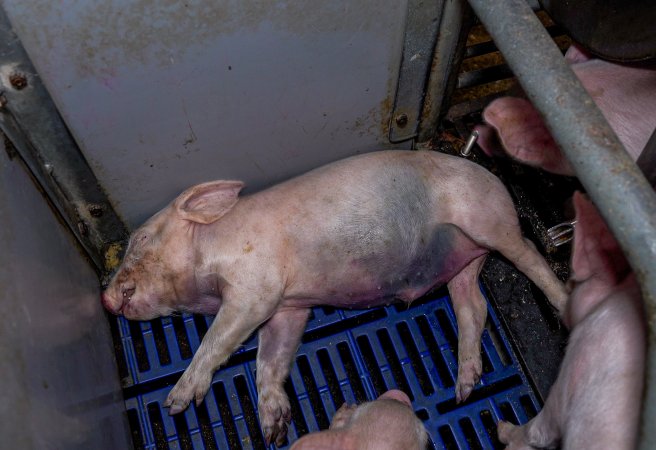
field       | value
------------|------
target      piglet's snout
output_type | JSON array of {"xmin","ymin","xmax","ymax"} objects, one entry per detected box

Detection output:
[
  {"xmin": 101, "ymin": 291, "xmax": 125, "ymax": 315},
  {"xmin": 378, "ymin": 389, "xmax": 412, "ymax": 408}
]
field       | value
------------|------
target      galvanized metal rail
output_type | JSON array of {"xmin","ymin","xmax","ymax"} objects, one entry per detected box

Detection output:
[{"xmin": 465, "ymin": 0, "xmax": 656, "ymax": 447}]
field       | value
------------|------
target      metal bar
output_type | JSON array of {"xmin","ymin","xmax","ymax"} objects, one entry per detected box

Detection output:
[
  {"xmin": 465, "ymin": 1, "xmax": 656, "ymax": 447},
  {"xmin": 417, "ymin": 0, "xmax": 472, "ymax": 142},
  {"xmin": 388, "ymin": 0, "xmax": 446, "ymax": 143},
  {"xmin": 0, "ymin": 6, "xmax": 128, "ymax": 272}
]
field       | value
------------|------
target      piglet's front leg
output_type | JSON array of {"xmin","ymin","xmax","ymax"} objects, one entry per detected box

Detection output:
[
  {"xmin": 257, "ymin": 307, "xmax": 311, "ymax": 447},
  {"xmin": 165, "ymin": 289, "xmax": 277, "ymax": 414}
]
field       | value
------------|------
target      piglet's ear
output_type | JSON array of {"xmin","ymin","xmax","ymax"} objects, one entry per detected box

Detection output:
[
  {"xmin": 571, "ymin": 192, "xmax": 629, "ymax": 283},
  {"xmin": 174, "ymin": 180, "xmax": 244, "ymax": 224}
]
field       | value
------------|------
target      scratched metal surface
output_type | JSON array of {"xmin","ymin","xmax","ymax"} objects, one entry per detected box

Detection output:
[{"xmin": 2, "ymin": 0, "xmax": 411, "ymax": 228}]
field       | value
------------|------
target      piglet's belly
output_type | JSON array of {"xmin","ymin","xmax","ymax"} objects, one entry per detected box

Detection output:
[{"xmin": 283, "ymin": 245, "xmax": 486, "ymax": 309}]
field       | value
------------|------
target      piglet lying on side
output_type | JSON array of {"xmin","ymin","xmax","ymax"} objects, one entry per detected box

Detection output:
[
  {"xmin": 102, "ymin": 150, "xmax": 567, "ymax": 445},
  {"xmin": 497, "ymin": 193, "xmax": 646, "ymax": 449},
  {"xmin": 290, "ymin": 390, "xmax": 427, "ymax": 450}
]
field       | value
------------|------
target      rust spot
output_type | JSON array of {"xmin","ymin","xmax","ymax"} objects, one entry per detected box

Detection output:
[
  {"xmin": 9, "ymin": 73, "xmax": 27, "ymax": 90},
  {"xmin": 243, "ymin": 242, "xmax": 253, "ymax": 253}
]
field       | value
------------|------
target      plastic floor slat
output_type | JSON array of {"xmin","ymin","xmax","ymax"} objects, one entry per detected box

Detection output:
[{"xmin": 119, "ymin": 287, "xmax": 540, "ymax": 449}]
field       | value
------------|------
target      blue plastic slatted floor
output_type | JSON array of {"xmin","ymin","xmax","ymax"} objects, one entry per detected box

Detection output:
[{"xmin": 119, "ymin": 286, "xmax": 540, "ymax": 449}]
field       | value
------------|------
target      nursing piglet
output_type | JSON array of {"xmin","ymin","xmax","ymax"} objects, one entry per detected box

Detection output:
[
  {"xmin": 290, "ymin": 390, "xmax": 427, "ymax": 450},
  {"xmin": 101, "ymin": 150, "xmax": 567, "ymax": 446},
  {"xmin": 475, "ymin": 45, "xmax": 656, "ymax": 174},
  {"xmin": 497, "ymin": 193, "xmax": 646, "ymax": 449}
]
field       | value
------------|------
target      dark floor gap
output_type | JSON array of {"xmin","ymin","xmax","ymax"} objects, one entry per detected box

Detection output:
[
  {"xmin": 211, "ymin": 382, "xmax": 242, "ymax": 450},
  {"xmin": 171, "ymin": 316, "xmax": 193, "ymax": 360},
  {"xmin": 436, "ymin": 375, "xmax": 523, "ymax": 415},
  {"xmin": 129, "ymin": 320, "xmax": 151, "ymax": 372},
  {"xmin": 396, "ymin": 321, "xmax": 434, "ymax": 396},
  {"xmin": 415, "ymin": 315, "xmax": 454, "ymax": 388},
  {"xmin": 234, "ymin": 375, "xmax": 266, "ymax": 449},
  {"xmin": 193, "ymin": 400, "xmax": 218, "ymax": 450},
  {"xmin": 435, "ymin": 309, "xmax": 458, "ymax": 356},
  {"xmin": 459, "ymin": 417, "xmax": 483, "ymax": 450},
  {"xmin": 193, "ymin": 315, "xmax": 210, "ymax": 340},
  {"xmin": 336, "ymin": 342, "xmax": 368, "ymax": 403},
  {"xmin": 297, "ymin": 355, "xmax": 330, "ymax": 430},
  {"xmin": 520, "ymin": 395, "xmax": 538, "ymax": 420},
  {"xmin": 150, "ymin": 319, "xmax": 172, "ymax": 366},
  {"xmin": 499, "ymin": 401, "xmax": 519, "ymax": 425},
  {"xmin": 285, "ymin": 378, "xmax": 309, "ymax": 438},
  {"xmin": 172, "ymin": 412, "xmax": 193, "ymax": 450},
  {"xmin": 438, "ymin": 425, "xmax": 459, "ymax": 450},
  {"xmin": 108, "ymin": 315, "xmax": 130, "ymax": 383},
  {"xmin": 146, "ymin": 402, "xmax": 169, "ymax": 450},
  {"xmin": 122, "ymin": 347, "xmax": 258, "ymax": 399},
  {"xmin": 316, "ymin": 348, "xmax": 346, "ymax": 408},
  {"xmin": 301, "ymin": 309, "xmax": 387, "ymax": 344},
  {"xmin": 127, "ymin": 408, "xmax": 145, "ymax": 450},
  {"xmin": 480, "ymin": 409, "xmax": 504, "ymax": 450},
  {"xmin": 376, "ymin": 328, "xmax": 414, "ymax": 401},
  {"xmin": 356, "ymin": 335, "xmax": 388, "ymax": 397},
  {"xmin": 485, "ymin": 317, "xmax": 512, "ymax": 366}
]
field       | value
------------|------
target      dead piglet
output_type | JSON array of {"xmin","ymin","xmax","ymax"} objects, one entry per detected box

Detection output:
[
  {"xmin": 497, "ymin": 193, "xmax": 646, "ymax": 449},
  {"xmin": 290, "ymin": 390, "xmax": 428, "ymax": 450},
  {"xmin": 475, "ymin": 44, "xmax": 656, "ymax": 174},
  {"xmin": 102, "ymin": 150, "xmax": 568, "ymax": 446}
]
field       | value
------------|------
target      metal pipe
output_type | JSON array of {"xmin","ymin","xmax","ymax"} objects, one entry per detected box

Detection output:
[{"xmin": 465, "ymin": 1, "xmax": 656, "ymax": 447}]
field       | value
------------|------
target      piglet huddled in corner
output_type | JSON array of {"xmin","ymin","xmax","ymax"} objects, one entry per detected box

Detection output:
[
  {"xmin": 497, "ymin": 193, "xmax": 646, "ymax": 449},
  {"xmin": 102, "ymin": 150, "xmax": 566, "ymax": 446},
  {"xmin": 290, "ymin": 389, "xmax": 427, "ymax": 450}
]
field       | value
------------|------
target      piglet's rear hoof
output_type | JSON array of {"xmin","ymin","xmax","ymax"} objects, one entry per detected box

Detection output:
[
  {"xmin": 264, "ymin": 423, "xmax": 289, "ymax": 448},
  {"xmin": 497, "ymin": 420, "xmax": 519, "ymax": 445},
  {"xmin": 455, "ymin": 360, "xmax": 482, "ymax": 403}
]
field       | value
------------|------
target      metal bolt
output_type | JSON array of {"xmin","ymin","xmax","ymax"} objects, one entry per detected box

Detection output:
[
  {"xmin": 88, "ymin": 203, "xmax": 104, "ymax": 217},
  {"xmin": 44, "ymin": 163, "xmax": 53, "ymax": 174},
  {"xmin": 9, "ymin": 73, "xmax": 27, "ymax": 90},
  {"xmin": 394, "ymin": 113, "xmax": 409, "ymax": 128},
  {"xmin": 460, "ymin": 130, "xmax": 479, "ymax": 157}
]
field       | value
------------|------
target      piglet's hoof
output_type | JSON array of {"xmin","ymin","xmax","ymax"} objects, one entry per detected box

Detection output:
[
  {"xmin": 259, "ymin": 390, "xmax": 292, "ymax": 447},
  {"xmin": 455, "ymin": 358, "xmax": 482, "ymax": 403},
  {"xmin": 164, "ymin": 369, "xmax": 212, "ymax": 415},
  {"xmin": 497, "ymin": 420, "xmax": 520, "ymax": 445}
]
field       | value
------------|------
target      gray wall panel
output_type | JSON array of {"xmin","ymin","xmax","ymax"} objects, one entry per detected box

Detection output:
[
  {"xmin": 3, "ymin": 0, "xmax": 409, "ymax": 227},
  {"xmin": 0, "ymin": 152, "xmax": 131, "ymax": 449}
]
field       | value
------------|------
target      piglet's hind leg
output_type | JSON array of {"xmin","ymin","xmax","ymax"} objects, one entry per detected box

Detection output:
[
  {"xmin": 257, "ymin": 307, "xmax": 311, "ymax": 447},
  {"xmin": 448, "ymin": 254, "xmax": 487, "ymax": 403}
]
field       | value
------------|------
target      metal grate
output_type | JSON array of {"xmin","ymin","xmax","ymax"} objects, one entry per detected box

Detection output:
[{"xmin": 118, "ymin": 286, "xmax": 540, "ymax": 449}]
